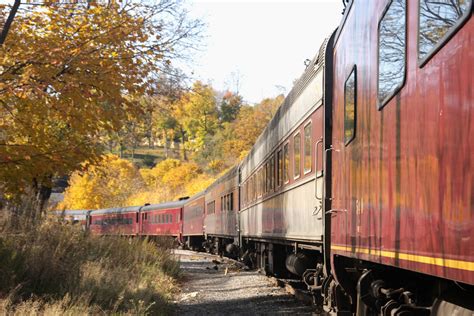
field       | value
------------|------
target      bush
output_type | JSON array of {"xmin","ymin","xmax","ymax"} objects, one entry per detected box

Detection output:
[{"xmin": 0, "ymin": 220, "xmax": 180, "ymax": 315}]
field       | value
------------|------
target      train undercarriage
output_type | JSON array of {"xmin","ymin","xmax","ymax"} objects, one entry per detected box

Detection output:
[{"xmin": 189, "ymin": 235, "xmax": 474, "ymax": 316}]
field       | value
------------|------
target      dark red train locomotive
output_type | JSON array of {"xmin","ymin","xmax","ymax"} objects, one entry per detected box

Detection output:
[{"xmin": 60, "ymin": 1, "xmax": 473, "ymax": 314}]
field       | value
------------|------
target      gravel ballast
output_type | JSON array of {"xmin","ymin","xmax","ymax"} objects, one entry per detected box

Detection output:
[{"xmin": 173, "ymin": 249, "xmax": 315, "ymax": 315}]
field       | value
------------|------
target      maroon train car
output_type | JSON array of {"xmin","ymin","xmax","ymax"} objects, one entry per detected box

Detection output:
[
  {"xmin": 89, "ymin": 206, "xmax": 140, "ymax": 236},
  {"xmin": 204, "ymin": 166, "xmax": 239, "ymax": 255},
  {"xmin": 328, "ymin": 0, "xmax": 473, "ymax": 314},
  {"xmin": 140, "ymin": 200, "xmax": 187, "ymax": 242},
  {"xmin": 182, "ymin": 191, "xmax": 206, "ymax": 250}
]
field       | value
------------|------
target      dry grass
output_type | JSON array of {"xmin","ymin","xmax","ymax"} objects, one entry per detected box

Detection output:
[{"xmin": 0, "ymin": 220, "xmax": 180, "ymax": 315}]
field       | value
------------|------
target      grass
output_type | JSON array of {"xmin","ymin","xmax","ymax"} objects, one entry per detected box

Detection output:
[{"xmin": 0, "ymin": 219, "xmax": 180, "ymax": 315}]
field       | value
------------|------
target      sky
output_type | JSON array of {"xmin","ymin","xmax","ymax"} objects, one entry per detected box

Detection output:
[
  {"xmin": 186, "ymin": 0, "xmax": 343, "ymax": 104},
  {"xmin": 0, "ymin": 0, "xmax": 343, "ymax": 104}
]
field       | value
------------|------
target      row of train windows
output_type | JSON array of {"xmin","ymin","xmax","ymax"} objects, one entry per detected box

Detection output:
[
  {"xmin": 344, "ymin": 0, "xmax": 471, "ymax": 145},
  {"xmin": 93, "ymin": 217, "xmax": 133, "ymax": 226},
  {"xmin": 242, "ymin": 122, "xmax": 312, "ymax": 206},
  {"xmin": 221, "ymin": 192, "xmax": 234, "ymax": 212},
  {"xmin": 144, "ymin": 213, "xmax": 173, "ymax": 224}
]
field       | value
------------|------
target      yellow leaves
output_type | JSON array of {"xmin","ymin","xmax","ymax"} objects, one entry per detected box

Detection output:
[
  {"xmin": 60, "ymin": 156, "xmax": 214, "ymax": 209},
  {"xmin": 60, "ymin": 154, "xmax": 144, "ymax": 210}
]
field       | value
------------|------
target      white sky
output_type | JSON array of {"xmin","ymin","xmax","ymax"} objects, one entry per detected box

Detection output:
[{"xmin": 186, "ymin": 0, "xmax": 343, "ymax": 104}]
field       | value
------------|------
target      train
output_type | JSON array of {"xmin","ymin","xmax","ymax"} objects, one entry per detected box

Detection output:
[{"xmin": 58, "ymin": 1, "xmax": 473, "ymax": 315}]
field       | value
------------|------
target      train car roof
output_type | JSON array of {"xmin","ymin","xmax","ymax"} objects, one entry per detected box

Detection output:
[
  {"xmin": 52, "ymin": 210, "xmax": 90, "ymax": 216},
  {"xmin": 90, "ymin": 205, "xmax": 142, "ymax": 216},
  {"xmin": 206, "ymin": 165, "xmax": 239, "ymax": 191},
  {"xmin": 184, "ymin": 190, "xmax": 206, "ymax": 205},
  {"xmin": 141, "ymin": 200, "xmax": 188, "ymax": 212}
]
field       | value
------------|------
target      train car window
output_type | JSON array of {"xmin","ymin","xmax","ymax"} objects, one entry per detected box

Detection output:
[
  {"xmin": 304, "ymin": 122, "xmax": 312, "ymax": 173},
  {"xmin": 270, "ymin": 156, "xmax": 275, "ymax": 191},
  {"xmin": 283, "ymin": 143, "xmax": 289, "ymax": 183},
  {"xmin": 257, "ymin": 168, "xmax": 261, "ymax": 197},
  {"xmin": 207, "ymin": 201, "xmax": 215, "ymax": 214},
  {"xmin": 245, "ymin": 182, "xmax": 248, "ymax": 205},
  {"xmin": 230, "ymin": 192, "xmax": 234, "ymax": 211},
  {"xmin": 252, "ymin": 175, "xmax": 255, "ymax": 201},
  {"xmin": 277, "ymin": 149, "xmax": 282, "ymax": 187},
  {"xmin": 377, "ymin": 0, "xmax": 406, "ymax": 109},
  {"xmin": 263, "ymin": 164, "xmax": 267, "ymax": 194},
  {"xmin": 253, "ymin": 175, "xmax": 257, "ymax": 200},
  {"xmin": 293, "ymin": 133, "xmax": 301, "ymax": 179},
  {"xmin": 266, "ymin": 162, "xmax": 271, "ymax": 192},
  {"xmin": 248, "ymin": 179, "xmax": 251, "ymax": 202},
  {"xmin": 344, "ymin": 67, "xmax": 357, "ymax": 145},
  {"xmin": 418, "ymin": 0, "xmax": 472, "ymax": 66}
]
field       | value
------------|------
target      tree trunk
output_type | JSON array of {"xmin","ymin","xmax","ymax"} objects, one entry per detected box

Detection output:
[
  {"xmin": 181, "ymin": 128, "xmax": 187, "ymax": 161},
  {"xmin": 163, "ymin": 129, "xmax": 169, "ymax": 158}
]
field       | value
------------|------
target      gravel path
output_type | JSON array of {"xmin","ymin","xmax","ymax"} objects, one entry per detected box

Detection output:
[{"xmin": 172, "ymin": 249, "xmax": 315, "ymax": 315}]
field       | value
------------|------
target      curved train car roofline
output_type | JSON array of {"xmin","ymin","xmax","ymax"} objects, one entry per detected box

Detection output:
[
  {"xmin": 205, "ymin": 165, "xmax": 239, "ymax": 192},
  {"xmin": 53, "ymin": 210, "xmax": 90, "ymax": 216},
  {"xmin": 89, "ymin": 205, "xmax": 142, "ymax": 216},
  {"xmin": 184, "ymin": 189, "xmax": 207, "ymax": 204},
  {"xmin": 141, "ymin": 200, "xmax": 188, "ymax": 212}
]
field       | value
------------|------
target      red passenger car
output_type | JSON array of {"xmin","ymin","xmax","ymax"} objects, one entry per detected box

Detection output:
[
  {"xmin": 328, "ymin": 0, "xmax": 473, "ymax": 314},
  {"xmin": 89, "ymin": 206, "xmax": 140, "ymax": 236},
  {"xmin": 182, "ymin": 191, "xmax": 206, "ymax": 250},
  {"xmin": 140, "ymin": 200, "xmax": 187, "ymax": 242}
]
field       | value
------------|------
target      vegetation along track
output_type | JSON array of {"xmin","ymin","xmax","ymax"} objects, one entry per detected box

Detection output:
[{"xmin": 173, "ymin": 249, "xmax": 317, "ymax": 315}]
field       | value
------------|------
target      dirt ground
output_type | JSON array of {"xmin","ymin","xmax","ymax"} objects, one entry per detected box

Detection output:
[{"xmin": 172, "ymin": 249, "xmax": 316, "ymax": 315}]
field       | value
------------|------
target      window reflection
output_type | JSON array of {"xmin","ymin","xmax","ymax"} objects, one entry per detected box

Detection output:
[
  {"xmin": 378, "ymin": 0, "xmax": 406, "ymax": 106},
  {"xmin": 344, "ymin": 67, "xmax": 356, "ymax": 145},
  {"xmin": 419, "ymin": 0, "xmax": 471, "ymax": 60},
  {"xmin": 304, "ymin": 123, "xmax": 312, "ymax": 173},
  {"xmin": 293, "ymin": 134, "xmax": 301, "ymax": 178}
]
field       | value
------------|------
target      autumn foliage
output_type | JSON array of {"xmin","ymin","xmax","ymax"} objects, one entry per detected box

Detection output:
[
  {"xmin": 60, "ymin": 91, "xmax": 283, "ymax": 209},
  {"xmin": 0, "ymin": 1, "xmax": 203, "ymax": 209}
]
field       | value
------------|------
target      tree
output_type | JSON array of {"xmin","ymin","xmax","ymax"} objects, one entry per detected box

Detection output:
[
  {"xmin": 221, "ymin": 95, "xmax": 283, "ymax": 164},
  {"xmin": 219, "ymin": 91, "xmax": 243, "ymax": 123},
  {"xmin": 174, "ymin": 81, "xmax": 219, "ymax": 153},
  {"xmin": 0, "ymin": 1, "xmax": 203, "ymax": 214},
  {"xmin": 60, "ymin": 155, "xmax": 144, "ymax": 210}
]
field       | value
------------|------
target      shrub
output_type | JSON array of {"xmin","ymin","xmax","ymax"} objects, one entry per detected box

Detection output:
[{"xmin": 0, "ymin": 220, "xmax": 179, "ymax": 315}]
